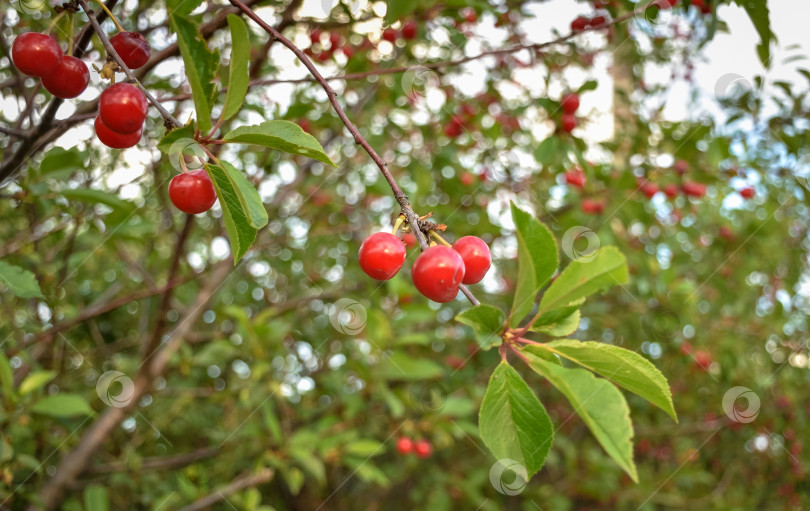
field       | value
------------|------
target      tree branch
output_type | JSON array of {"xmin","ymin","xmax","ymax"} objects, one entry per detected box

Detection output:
[{"xmin": 177, "ymin": 468, "xmax": 274, "ymax": 511}]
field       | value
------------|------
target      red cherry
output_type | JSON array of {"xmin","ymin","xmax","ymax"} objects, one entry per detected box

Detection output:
[
  {"xmin": 459, "ymin": 172, "xmax": 475, "ymax": 187},
  {"xmin": 41, "ymin": 56, "xmax": 89, "ymax": 99},
  {"xmin": 463, "ymin": 8, "xmax": 478, "ymax": 23},
  {"xmin": 94, "ymin": 116, "xmax": 141, "ymax": 149},
  {"xmin": 340, "ymin": 45, "xmax": 355, "ymax": 58},
  {"xmin": 561, "ymin": 113, "xmax": 577, "ymax": 133},
  {"xmin": 718, "ymin": 225, "xmax": 735, "ymax": 241},
  {"xmin": 168, "ymin": 169, "xmax": 217, "ymax": 214},
  {"xmin": 402, "ymin": 20, "xmax": 418, "ymax": 40},
  {"xmin": 444, "ymin": 116, "xmax": 464, "ymax": 138},
  {"xmin": 358, "ymin": 232, "xmax": 406, "ymax": 281},
  {"xmin": 673, "ymin": 159, "xmax": 688, "ymax": 174},
  {"xmin": 639, "ymin": 181, "xmax": 658, "ymax": 199},
  {"xmin": 382, "ymin": 28, "xmax": 397, "ymax": 43},
  {"xmin": 561, "ymin": 93, "xmax": 580, "ymax": 114},
  {"xmin": 590, "ymin": 15, "xmax": 608, "ymax": 27},
  {"xmin": 402, "ymin": 232, "xmax": 417, "ymax": 249},
  {"xmin": 329, "ymin": 32, "xmax": 342, "ymax": 48},
  {"xmin": 740, "ymin": 187, "xmax": 754, "ymax": 199},
  {"xmin": 99, "ymin": 83, "xmax": 148, "ymax": 135},
  {"xmin": 453, "ymin": 236, "xmax": 491, "ymax": 285},
  {"xmin": 414, "ymin": 439, "xmax": 433, "ymax": 458},
  {"xmin": 582, "ymin": 198, "xmax": 605, "ymax": 215},
  {"xmin": 663, "ymin": 183, "xmax": 679, "ymax": 199},
  {"xmin": 310, "ymin": 29, "xmax": 322, "ymax": 46},
  {"xmin": 679, "ymin": 341, "xmax": 693, "ymax": 355},
  {"xmin": 412, "ymin": 246, "xmax": 465, "ymax": 303},
  {"xmin": 565, "ymin": 169, "xmax": 586, "ymax": 188},
  {"xmin": 396, "ymin": 437, "xmax": 413, "ymax": 455},
  {"xmin": 682, "ymin": 181, "xmax": 706, "ymax": 198},
  {"xmin": 571, "ymin": 16, "xmax": 590, "ymax": 32},
  {"xmin": 694, "ymin": 350, "xmax": 712, "ymax": 370},
  {"xmin": 11, "ymin": 32, "xmax": 62, "ymax": 78},
  {"xmin": 110, "ymin": 31, "xmax": 151, "ymax": 69}
]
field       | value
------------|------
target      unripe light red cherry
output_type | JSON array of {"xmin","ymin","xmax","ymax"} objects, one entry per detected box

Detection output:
[
  {"xmin": 582, "ymin": 198, "xmax": 605, "ymax": 215},
  {"xmin": 682, "ymin": 181, "xmax": 706, "ymax": 198},
  {"xmin": 110, "ymin": 31, "xmax": 151, "ymax": 69},
  {"xmin": 561, "ymin": 93, "xmax": 580, "ymax": 114},
  {"xmin": 414, "ymin": 439, "xmax": 433, "ymax": 458},
  {"xmin": 663, "ymin": 183, "xmax": 679, "ymax": 199},
  {"xmin": 94, "ymin": 116, "xmax": 141, "ymax": 149},
  {"xmin": 358, "ymin": 232, "xmax": 406, "ymax": 280},
  {"xmin": 401, "ymin": 20, "xmax": 418, "ymax": 40},
  {"xmin": 168, "ymin": 170, "xmax": 217, "ymax": 214},
  {"xmin": 11, "ymin": 32, "xmax": 62, "ymax": 78},
  {"xmin": 453, "ymin": 236, "xmax": 491, "ymax": 285},
  {"xmin": 396, "ymin": 437, "xmax": 413, "ymax": 455},
  {"xmin": 42, "ymin": 56, "xmax": 89, "ymax": 99},
  {"xmin": 99, "ymin": 83, "xmax": 148, "ymax": 135},
  {"xmin": 561, "ymin": 113, "xmax": 577, "ymax": 133},
  {"xmin": 673, "ymin": 159, "xmax": 689, "ymax": 174},
  {"xmin": 639, "ymin": 181, "xmax": 658, "ymax": 199},
  {"xmin": 412, "ymin": 246, "xmax": 465, "ymax": 303},
  {"xmin": 565, "ymin": 169, "xmax": 586, "ymax": 188}
]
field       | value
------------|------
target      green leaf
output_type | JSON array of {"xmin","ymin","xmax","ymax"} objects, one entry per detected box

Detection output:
[
  {"xmin": 0, "ymin": 352, "xmax": 15, "ymax": 404},
  {"xmin": 733, "ymin": 0, "xmax": 775, "ymax": 67},
  {"xmin": 38, "ymin": 147, "xmax": 85, "ymax": 179},
  {"xmin": 222, "ymin": 15, "xmax": 250, "ymax": 121},
  {"xmin": 31, "ymin": 394, "xmax": 94, "ymax": 419},
  {"xmin": 577, "ymin": 80, "xmax": 598, "ymax": 93},
  {"xmin": 219, "ymin": 161, "xmax": 268, "ymax": 229},
  {"xmin": 385, "ymin": 0, "xmax": 419, "ymax": 24},
  {"xmin": 18, "ymin": 371, "xmax": 57, "ymax": 396},
  {"xmin": 166, "ymin": 0, "xmax": 204, "ymax": 16},
  {"xmin": 0, "ymin": 260, "xmax": 44, "ymax": 299},
  {"xmin": 530, "ymin": 309, "xmax": 580, "ymax": 337},
  {"xmin": 344, "ymin": 440, "xmax": 384, "ymax": 457},
  {"xmin": 223, "ymin": 120, "xmax": 335, "ymax": 166},
  {"xmin": 377, "ymin": 352, "xmax": 444, "ymax": 381},
  {"xmin": 479, "ymin": 362, "xmax": 554, "ymax": 478},
  {"xmin": 524, "ymin": 352, "xmax": 637, "ymax": 482},
  {"xmin": 455, "ymin": 304, "xmax": 505, "ymax": 350},
  {"xmin": 544, "ymin": 340, "xmax": 677, "ymax": 421},
  {"xmin": 157, "ymin": 122, "xmax": 197, "ymax": 154},
  {"xmin": 510, "ymin": 203, "xmax": 558, "ymax": 326},
  {"xmin": 537, "ymin": 246, "xmax": 628, "ymax": 315},
  {"xmin": 533, "ymin": 136, "xmax": 560, "ymax": 166},
  {"xmin": 59, "ymin": 188, "xmax": 136, "ymax": 223},
  {"xmin": 83, "ymin": 485, "xmax": 109, "ymax": 511},
  {"xmin": 170, "ymin": 13, "xmax": 220, "ymax": 132},
  {"xmin": 205, "ymin": 163, "xmax": 258, "ymax": 264}
]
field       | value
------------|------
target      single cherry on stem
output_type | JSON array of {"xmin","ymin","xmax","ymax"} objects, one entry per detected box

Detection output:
[
  {"xmin": 452, "ymin": 236, "xmax": 491, "ymax": 285},
  {"xmin": 561, "ymin": 113, "xmax": 577, "ymax": 133},
  {"xmin": 740, "ymin": 187, "xmax": 755, "ymax": 199},
  {"xmin": 682, "ymin": 181, "xmax": 706, "ymax": 198},
  {"xmin": 94, "ymin": 116, "xmax": 141, "ymax": 149},
  {"xmin": 561, "ymin": 93, "xmax": 580, "ymax": 114},
  {"xmin": 11, "ymin": 32, "xmax": 62, "ymax": 78},
  {"xmin": 42, "ymin": 56, "xmax": 89, "ymax": 99},
  {"xmin": 571, "ymin": 16, "xmax": 590, "ymax": 32},
  {"xmin": 565, "ymin": 169, "xmax": 586, "ymax": 188},
  {"xmin": 412, "ymin": 246, "xmax": 466, "ymax": 303},
  {"xmin": 396, "ymin": 437, "xmax": 413, "ymax": 455},
  {"xmin": 169, "ymin": 169, "xmax": 217, "ymax": 214},
  {"xmin": 99, "ymin": 82, "xmax": 148, "ymax": 135},
  {"xmin": 358, "ymin": 232, "xmax": 407, "ymax": 281},
  {"xmin": 382, "ymin": 28, "xmax": 397, "ymax": 43},
  {"xmin": 414, "ymin": 440, "xmax": 433, "ymax": 458},
  {"xmin": 110, "ymin": 31, "xmax": 151, "ymax": 69},
  {"xmin": 401, "ymin": 20, "xmax": 418, "ymax": 40}
]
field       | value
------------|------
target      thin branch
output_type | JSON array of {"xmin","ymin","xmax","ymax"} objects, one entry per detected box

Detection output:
[
  {"xmin": 177, "ymin": 468, "xmax": 274, "ymax": 511},
  {"xmin": 88, "ymin": 447, "xmax": 220, "ymax": 474},
  {"xmin": 77, "ymin": 0, "xmax": 181, "ymax": 128}
]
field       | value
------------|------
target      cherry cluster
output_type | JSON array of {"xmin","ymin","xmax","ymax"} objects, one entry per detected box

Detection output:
[
  {"xmin": 396, "ymin": 437, "xmax": 432, "ymax": 458},
  {"xmin": 358, "ymin": 228, "xmax": 491, "ymax": 303},
  {"xmin": 570, "ymin": 14, "xmax": 608, "ymax": 32},
  {"xmin": 559, "ymin": 92, "xmax": 580, "ymax": 134},
  {"xmin": 11, "ymin": 32, "xmax": 89, "ymax": 99},
  {"xmin": 382, "ymin": 20, "xmax": 418, "ymax": 44}
]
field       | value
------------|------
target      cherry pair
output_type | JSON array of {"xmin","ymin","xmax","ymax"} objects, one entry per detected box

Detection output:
[
  {"xmin": 11, "ymin": 32, "xmax": 88, "ymax": 99},
  {"xmin": 396, "ymin": 437, "xmax": 432, "ymax": 458},
  {"xmin": 560, "ymin": 92, "xmax": 580, "ymax": 133},
  {"xmin": 94, "ymin": 83, "xmax": 148, "ymax": 149}
]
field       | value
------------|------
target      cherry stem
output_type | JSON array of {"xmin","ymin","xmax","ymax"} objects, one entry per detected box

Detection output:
[
  {"xmin": 95, "ymin": 0, "xmax": 125, "ymax": 33},
  {"xmin": 45, "ymin": 10, "xmax": 67, "ymax": 36},
  {"xmin": 429, "ymin": 230, "xmax": 452, "ymax": 248},
  {"xmin": 178, "ymin": 154, "xmax": 189, "ymax": 174},
  {"xmin": 78, "ymin": 0, "xmax": 181, "ymax": 129},
  {"xmin": 508, "ymin": 344, "xmax": 531, "ymax": 365},
  {"xmin": 207, "ymin": 115, "xmax": 225, "ymax": 139},
  {"xmin": 391, "ymin": 215, "xmax": 405, "ymax": 235},
  {"xmin": 67, "ymin": 13, "xmax": 75, "ymax": 57},
  {"xmin": 515, "ymin": 337, "xmax": 543, "ymax": 346}
]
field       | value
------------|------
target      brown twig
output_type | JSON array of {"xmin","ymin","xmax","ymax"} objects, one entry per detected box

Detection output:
[{"xmin": 177, "ymin": 468, "xmax": 274, "ymax": 511}]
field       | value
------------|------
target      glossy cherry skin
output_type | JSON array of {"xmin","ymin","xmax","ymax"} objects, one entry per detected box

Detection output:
[
  {"xmin": 401, "ymin": 20, "xmax": 418, "ymax": 40},
  {"xmin": 682, "ymin": 181, "xmax": 706, "ymax": 198},
  {"xmin": 382, "ymin": 28, "xmax": 397, "ymax": 43},
  {"xmin": 740, "ymin": 187, "xmax": 755, "ymax": 199},
  {"xmin": 412, "ymin": 246, "xmax": 465, "ymax": 303},
  {"xmin": 42, "ymin": 56, "xmax": 89, "ymax": 99},
  {"xmin": 358, "ymin": 232, "xmax": 406, "ymax": 280},
  {"xmin": 565, "ymin": 169, "xmax": 586, "ymax": 188},
  {"xmin": 571, "ymin": 16, "xmax": 590, "ymax": 32},
  {"xmin": 414, "ymin": 440, "xmax": 433, "ymax": 459},
  {"xmin": 396, "ymin": 437, "xmax": 413, "ymax": 455},
  {"xmin": 99, "ymin": 83, "xmax": 148, "ymax": 135},
  {"xmin": 168, "ymin": 170, "xmax": 217, "ymax": 214},
  {"xmin": 560, "ymin": 113, "xmax": 577, "ymax": 133},
  {"xmin": 94, "ymin": 116, "xmax": 141, "ymax": 149},
  {"xmin": 110, "ymin": 31, "xmax": 151, "ymax": 69},
  {"xmin": 11, "ymin": 32, "xmax": 62, "ymax": 78},
  {"xmin": 561, "ymin": 93, "xmax": 580, "ymax": 114},
  {"xmin": 453, "ymin": 236, "xmax": 491, "ymax": 285}
]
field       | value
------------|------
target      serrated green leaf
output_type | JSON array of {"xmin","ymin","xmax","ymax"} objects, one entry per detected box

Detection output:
[
  {"xmin": 38, "ymin": 147, "xmax": 85, "ymax": 179},
  {"xmin": 166, "ymin": 0, "xmax": 204, "ymax": 16},
  {"xmin": 222, "ymin": 15, "xmax": 250, "ymax": 121},
  {"xmin": 219, "ymin": 161, "xmax": 268, "ymax": 229},
  {"xmin": 0, "ymin": 260, "xmax": 44, "ymax": 299},
  {"xmin": 524, "ymin": 351, "xmax": 637, "ymax": 482},
  {"xmin": 157, "ymin": 122, "xmax": 197, "ymax": 154},
  {"xmin": 83, "ymin": 485, "xmax": 109, "ymax": 511},
  {"xmin": 31, "ymin": 394, "xmax": 93, "ymax": 419},
  {"xmin": 544, "ymin": 340, "xmax": 677, "ymax": 421},
  {"xmin": 531, "ymin": 309, "xmax": 580, "ymax": 337},
  {"xmin": 170, "ymin": 13, "xmax": 220, "ymax": 132},
  {"xmin": 733, "ymin": 0, "xmax": 775, "ymax": 67},
  {"xmin": 205, "ymin": 164, "xmax": 258, "ymax": 264},
  {"xmin": 537, "ymin": 246, "xmax": 627, "ymax": 315},
  {"xmin": 455, "ymin": 304, "xmax": 505, "ymax": 350},
  {"xmin": 510, "ymin": 203, "xmax": 558, "ymax": 326},
  {"xmin": 377, "ymin": 352, "xmax": 444, "ymax": 381},
  {"xmin": 479, "ymin": 362, "xmax": 553, "ymax": 478},
  {"xmin": 223, "ymin": 120, "xmax": 335, "ymax": 166},
  {"xmin": 18, "ymin": 371, "xmax": 57, "ymax": 396}
]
